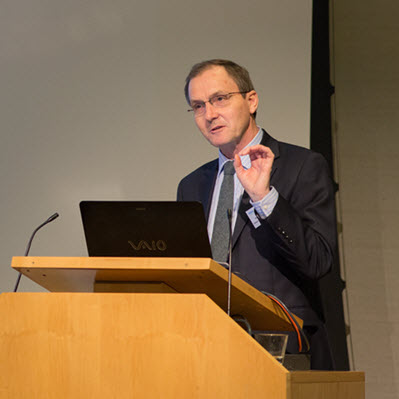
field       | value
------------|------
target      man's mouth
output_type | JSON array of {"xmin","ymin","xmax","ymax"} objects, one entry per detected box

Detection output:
[{"xmin": 210, "ymin": 125, "xmax": 224, "ymax": 133}]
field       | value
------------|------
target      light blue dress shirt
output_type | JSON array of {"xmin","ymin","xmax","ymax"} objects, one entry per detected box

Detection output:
[{"xmin": 207, "ymin": 128, "xmax": 279, "ymax": 240}]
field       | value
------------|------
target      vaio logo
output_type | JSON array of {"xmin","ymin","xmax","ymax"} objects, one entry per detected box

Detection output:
[{"xmin": 128, "ymin": 240, "xmax": 167, "ymax": 251}]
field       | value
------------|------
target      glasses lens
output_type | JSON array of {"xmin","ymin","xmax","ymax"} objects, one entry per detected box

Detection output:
[
  {"xmin": 191, "ymin": 103, "xmax": 205, "ymax": 115},
  {"xmin": 211, "ymin": 94, "xmax": 230, "ymax": 108}
]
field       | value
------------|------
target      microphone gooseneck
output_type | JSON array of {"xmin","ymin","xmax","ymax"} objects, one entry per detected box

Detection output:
[
  {"xmin": 13, "ymin": 213, "xmax": 59, "ymax": 292},
  {"xmin": 227, "ymin": 208, "xmax": 233, "ymax": 316}
]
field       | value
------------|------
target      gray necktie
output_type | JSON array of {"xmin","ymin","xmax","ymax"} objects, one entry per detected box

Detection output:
[{"xmin": 211, "ymin": 161, "xmax": 235, "ymax": 263}]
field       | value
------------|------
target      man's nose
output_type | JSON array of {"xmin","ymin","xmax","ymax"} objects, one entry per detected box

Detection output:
[{"xmin": 204, "ymin": 102, "xmax": 219, "ymax": 120}]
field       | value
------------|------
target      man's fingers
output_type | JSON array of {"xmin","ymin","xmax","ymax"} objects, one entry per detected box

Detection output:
[
  {"xmin": 234, "ymin": 154, "xmax": 244, "ymax": 173},
  {"xmin": 238, "ymin": 144, "xmax": 274, "ymax": 159}
]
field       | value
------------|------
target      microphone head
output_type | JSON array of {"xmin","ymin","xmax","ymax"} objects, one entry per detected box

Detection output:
[{"xmin": 47, "ymin": 213, "xmax": 59, "ymax": 223}]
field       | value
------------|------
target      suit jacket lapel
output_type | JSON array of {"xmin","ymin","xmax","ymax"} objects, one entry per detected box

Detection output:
[
  {"xmin": 232, "ymin": 130, "xmax": 280, "ymax": 247},
  {"xmin": 199, "ymin": 160, "xmax": 218, "ymax": 222},
  {"xmin": 261, "ymin": 130, "xmax": 280, "ymax": 180}
]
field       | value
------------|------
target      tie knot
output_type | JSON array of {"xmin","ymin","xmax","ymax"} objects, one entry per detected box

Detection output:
[{"xmin": 223, "ymin": 161, "xmax": 235, "ymax": 176}]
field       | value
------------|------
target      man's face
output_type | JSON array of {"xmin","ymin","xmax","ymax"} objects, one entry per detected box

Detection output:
[{"xmin": 188, "ymin": 66, "xmax": 258, "ymax": 158}]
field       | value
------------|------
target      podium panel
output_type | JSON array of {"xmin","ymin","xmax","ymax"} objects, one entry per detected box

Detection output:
[{"xmin": 0, "ymin": 292, "xmax": 364, "ymax": 399}]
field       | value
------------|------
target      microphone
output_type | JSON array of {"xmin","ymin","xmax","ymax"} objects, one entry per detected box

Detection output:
[
  {"xmin": 227, "ymin": 208, "xmax": 233, "ymax": 316},
  {"xmin": 13, "ymin": 212, "xmax": 59, "ymax": 292}
]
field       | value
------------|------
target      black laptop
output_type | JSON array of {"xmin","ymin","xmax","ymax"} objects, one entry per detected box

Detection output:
[{"xmin": 80, "ymin": 201, "xmax": 212, "ymax": 258}]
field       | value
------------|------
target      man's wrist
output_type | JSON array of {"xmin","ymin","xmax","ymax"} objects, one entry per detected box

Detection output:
[{"xmin": 250, "ymin": 186, "xmax": 279, "ymax": 219}]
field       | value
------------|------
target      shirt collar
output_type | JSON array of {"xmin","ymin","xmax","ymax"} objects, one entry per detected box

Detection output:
[{"xmin": 217, "ymin": 127, "xmax": 263, "ymax": 174}]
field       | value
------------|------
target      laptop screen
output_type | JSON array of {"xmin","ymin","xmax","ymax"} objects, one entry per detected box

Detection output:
[{"xmin": 80, "ymin": 201, "xmax": 212, "ymax": 258}]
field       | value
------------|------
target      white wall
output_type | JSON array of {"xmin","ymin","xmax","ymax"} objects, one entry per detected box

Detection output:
[{"xmin": 0, "ymin": 0, "xmax": 312, "ymax": 293}]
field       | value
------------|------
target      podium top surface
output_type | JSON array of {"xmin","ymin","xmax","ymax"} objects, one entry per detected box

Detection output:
[{"xmin": 12, "ymin": 256, "xmax": 302, "ymax": 331}]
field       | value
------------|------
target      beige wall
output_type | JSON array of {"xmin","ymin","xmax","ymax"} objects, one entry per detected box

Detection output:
[
  {"xmin": 0, "ymin": 1, "xmax": 312, "ymax": 292},
  {"xmin": 332, "ymin": 1, "xmax": 399, "ymax": 397}
]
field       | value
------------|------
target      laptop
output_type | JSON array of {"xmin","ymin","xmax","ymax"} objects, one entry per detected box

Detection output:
[{"xmin": 80, "ymin": 201, "xmax": 212, "ymax": 258}]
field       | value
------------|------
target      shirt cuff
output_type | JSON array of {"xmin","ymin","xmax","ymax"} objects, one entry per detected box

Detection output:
[{"xmin": 250, "ymin": 186, "xmax": 279, "ymax": 219}]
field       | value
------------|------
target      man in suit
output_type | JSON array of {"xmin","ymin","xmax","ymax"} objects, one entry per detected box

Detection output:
[{"xmin": 177, "ymin": 59, "xmax": 337, "ymax": 370}]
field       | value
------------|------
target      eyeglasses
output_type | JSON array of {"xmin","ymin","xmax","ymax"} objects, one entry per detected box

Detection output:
[{"xmin": 188, "ymin": 91, "xmax": 248, "ymax": 116}]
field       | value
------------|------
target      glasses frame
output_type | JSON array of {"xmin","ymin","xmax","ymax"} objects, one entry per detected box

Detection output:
[{"xmin": 187, "ymin": 91, "xmax": 249, "ymax": 115}]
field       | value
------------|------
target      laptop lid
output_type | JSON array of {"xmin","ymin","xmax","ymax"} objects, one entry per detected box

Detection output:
[{"xmin": 80, "ymin": 201, "xmax": 212, "ymax": 258}]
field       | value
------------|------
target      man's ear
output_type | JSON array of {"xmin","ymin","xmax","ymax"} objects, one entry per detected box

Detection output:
[{"xmin": 247, "ymin": 90, "xmax": 259, "ymax": 115}]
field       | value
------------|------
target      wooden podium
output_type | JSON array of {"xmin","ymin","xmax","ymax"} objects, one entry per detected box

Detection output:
[{"xmin": 0, "ymin": 257, "xmax": 365, "ymax": 398}]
